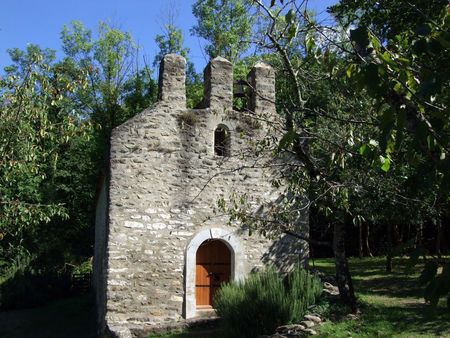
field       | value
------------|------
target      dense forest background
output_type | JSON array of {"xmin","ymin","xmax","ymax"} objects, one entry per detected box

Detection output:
[{"xmin": 0, "ymin": 0, "xmax": 449, "ymax": 310}]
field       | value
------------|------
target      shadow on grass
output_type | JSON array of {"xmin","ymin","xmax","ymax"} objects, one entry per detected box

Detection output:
[
  {"xmin": 354, "ymin": 274, "xmax": 424, "ymax": 299},
  {"xmin": 362, "ymin": 302, "xmax": 450, "ymax": 336},
  {"xmin": 319, "ymin": 302, "xmax": 450, "ymax": 338},
  {"xmin": 312, "ymin": 257, "xmax": 450, "ymax": 337}
]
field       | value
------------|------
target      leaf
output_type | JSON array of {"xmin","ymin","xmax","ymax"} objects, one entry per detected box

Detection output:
[
  {"xmin": 412, "ymin": 38, "xmax": 427, "ymax": 54},
  {"xmin": 370, "ymin": 34, "xmax": 381, "ymax": 49},
  {"xmin": 415, "ymin": 24, "xmax": 431, "ymax": 36},
  {"xmin": 436, "ymin": 32, "xmax": 450, "ymax": 48},
  {"xmin": 285, "ymin": 9, "xmax": 295, "ymax": 24},
  {"xmin": 359, "ymin": 144, "xmax": 369, "ymax": 156},
  {"xmin": 350, "ymin": 27, "xmax": 369, "ymax": 48},
  {"xmin": 305, "ymin": 34, "xmax": 315, "ymax": 54},
  {"xmin": 346, "ymin": 63, "xmax": 356, "ymax": 78},
  {"xmin": 369, "ymin": 139, "xmax": 378, "ymax": 147},
  {"xmin": 380, "ymin": 156, "xmax": 391, "ymax": 172},
  {"xmin": 288, "ymin": 24, "xmax": 298, "ymax": 41},
  {"xmin": 379, "ymin": 106, "xmax": 395, "ymax": 152},
  {"xmin": 379, "ymin": 51, "xmax": 396, "ymax": 66},
  {"xmin": 278, "ymin": 130, "xmax": 298, "ymax": 152},
  {"xmin": 427, "ymin": 135, "xmax": 436, "ymax": 150},
  {"xmin": 361, "ymin": 64, "xmax": 382, "ymax": 95}
]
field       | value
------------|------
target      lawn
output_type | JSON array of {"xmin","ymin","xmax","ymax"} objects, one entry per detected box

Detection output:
[
  {"xmin": 1, "ymin": 258, "xmax": 449, "ymax": 338},
  {"xmin": 311, "ymin": 257, "xmax": 450, "ymax": 338}
]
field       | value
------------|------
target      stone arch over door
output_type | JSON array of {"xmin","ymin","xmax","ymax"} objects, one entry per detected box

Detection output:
[{"xmin": 184, "ymin": 228, "xmax": 245, "ymax": 319}]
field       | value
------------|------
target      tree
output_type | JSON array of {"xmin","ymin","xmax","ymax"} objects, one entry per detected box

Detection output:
[
  {"xmin": 61, "ymin": 20, "xmax": 148, "ymax": 136},
  {"xmin": 154, "ymin": 22, "xmax": 203, "ymax": 108},
  {"xmin": 191, "ymin": 0, "xmax": 254, "ymax": 62},
  {"xmin": 0, "ymin": 44, "xmax": 90, "ymax": 278},
  {"xmin": 244, "ymin": 0, "xmax": 449, "ymax": 310},
  {"xmin": 330, "ymin": 0, "xmax": 450, "ymax": 305},
  {"xmin": 1, "ymin": 22, "xmax": 162, "ymax": 307}
]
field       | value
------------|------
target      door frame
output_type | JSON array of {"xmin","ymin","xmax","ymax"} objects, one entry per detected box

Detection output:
[{"xmin": 184, "ymin": 227, "xmax": 245, "ymax": 319}]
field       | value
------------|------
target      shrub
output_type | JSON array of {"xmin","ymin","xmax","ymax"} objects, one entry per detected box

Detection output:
[
  {"xmin": 214, "ymin": 265, "xmax": 322, "ymax": 337},
  {"xmin": 177, "ymin": 111, "xmax": 198, "ymax": 128}
]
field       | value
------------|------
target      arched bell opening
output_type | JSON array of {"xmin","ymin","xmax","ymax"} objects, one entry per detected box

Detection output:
[{"xmin": 214, "ymin": 125, "xmax": 230, "ymax": 157}]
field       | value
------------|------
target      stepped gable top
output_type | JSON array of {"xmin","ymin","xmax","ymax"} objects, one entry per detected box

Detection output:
[{"xmin": 112, "ymin": 53, "xmax": 276, "ymax": 134}]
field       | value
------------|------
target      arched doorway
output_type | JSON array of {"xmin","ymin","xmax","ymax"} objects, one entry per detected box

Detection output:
[
  {"xmin": 195, "ymin": 239, "xmax": 231, "ymax": 308},
  {"xmin": 184, "ymin": 227, "xmax": 244, "ymax": 319}
]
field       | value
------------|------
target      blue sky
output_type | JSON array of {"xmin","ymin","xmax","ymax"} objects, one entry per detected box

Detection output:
[{"xmin": 0, "ymin": 0, "xmax": 337, "ymax": 73}]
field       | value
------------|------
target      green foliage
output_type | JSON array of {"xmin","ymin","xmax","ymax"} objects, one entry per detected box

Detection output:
[
  {"xmin": 336, "ymin": 3, "xmax": 449, "ymax": 202},
  {"xmin": 191, "ymin": 0, "xmax": 254, "ymax": 62},
  {"xmin": 61, "ymin": 20, "xmax": 156, "ymax": 134},
  {"xmin": 72, "ymin": 258, "xmax": 92, "ymax": 275},
  {"xmin": 0, "ymin": 21, "xmax": 158, "ymax": 307},
  {"xmin": 154, "ymin": 24, "xmax": 190, "ymax": 67},
  {"xmin": 177, "ymin": 111, "xmax": 199, "ymax": 128},
  {"xmin": 0, "ymin": 44, "xmax": 92, "ymax": 276},
  {"xmin": 214, "ymin": 266, "xmax": 322, "ymax": 337},
  {"xmin": 153, "ymin": 22, "xmax": 203, "ymax": 108}
]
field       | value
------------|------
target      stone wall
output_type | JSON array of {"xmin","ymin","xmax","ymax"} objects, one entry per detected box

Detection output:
[
  {"xmin": 93, "ymin": 176, "xmax": 108, "ymax": 334},
  {"xmin": 95, "ymin": 54, "xmax": 308, "ymax": 337}
]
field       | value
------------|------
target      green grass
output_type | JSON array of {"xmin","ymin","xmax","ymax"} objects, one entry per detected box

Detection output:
[
  {"xmin": 2, "ymin": 257, "xmax": 448, "ymax": 338},
  {"xmin": 311, "ymin": 257, "xmax": 450, "ymax": 338}
]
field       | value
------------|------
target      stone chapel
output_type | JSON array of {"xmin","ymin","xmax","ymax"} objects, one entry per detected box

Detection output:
[{"xmin": 93, "ymin": 54, "xmax": 308, "ymax": 337}]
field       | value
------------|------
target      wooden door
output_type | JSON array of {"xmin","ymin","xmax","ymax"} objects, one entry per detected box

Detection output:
[{"xmin": 195, "ymin": 239, "xmax": 231, "ymax": 308}]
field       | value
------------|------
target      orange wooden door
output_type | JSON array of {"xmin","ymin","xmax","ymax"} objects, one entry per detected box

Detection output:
[{"xmin": 195, "ymin": 239, "xmax": 231, "ymax": 307}]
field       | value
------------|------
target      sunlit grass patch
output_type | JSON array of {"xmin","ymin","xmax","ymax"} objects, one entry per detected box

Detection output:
[{"xmin": 311, "ymin": 257, "xmax": 450, "ymax": 338}]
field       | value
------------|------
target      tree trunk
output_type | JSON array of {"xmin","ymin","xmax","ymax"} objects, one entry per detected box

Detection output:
[
  {"xmin": 363, "ymin": 222, "xmax": 373, "ymax": 257},
  {"xmin": 436, "ymin": 218, "xmax": 442, "ymax": 259},
  {"xmin": 415, "ymin": 223, "xmax": 423, "ymax": 248},
  {"xmin": 333, "ymin": 222, "xmax": 358, "ymax": 313},
  {"xmin": 358, "ymin": 223, "xmax": 363, "ymax": 258},
  {"xmin": 386, "ymin": 223, "xmax": 393, "ymax": 273}
]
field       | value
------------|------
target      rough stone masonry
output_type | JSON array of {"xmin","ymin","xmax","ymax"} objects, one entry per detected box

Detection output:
[{"xmin": 93, "ymin": 54, "xmax": 309, "ymax": 337}]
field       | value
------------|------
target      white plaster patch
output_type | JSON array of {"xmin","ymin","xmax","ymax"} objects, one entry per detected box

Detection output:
[
  {"xmin": 136, "ymin": 294, "xmax": 148, "ymax": 302},
  {"xmin": 170, "ymin": 295, "xmax": 183, "ymax": 302},
  {"xmin": 147, "ymin": 223, "xmax": 167, "ymax": 230},
  {"xmin": 145, "ymin": 208, "xmax": 157, "ymax": 214},
  {"xmin": 110, "ymin": 268, "xmax": 128, "ymax": 273},
  {"xmin": 124, "ymin": 221, "xmax": 144, "ymax": 228},
  {"xmin": 171, "ymin": 231, "xmax": 193, "ymax": 236},
  {"xmin": 110, "ymin": 255, "xmax": 127, "ymax": 260},
  {"xmin": 108, "ymin": 279, "xmax": 128, "ymax": 286}
]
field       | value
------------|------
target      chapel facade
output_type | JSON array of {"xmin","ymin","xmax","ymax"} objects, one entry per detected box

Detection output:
[{"xmin": 93, "ymin": 54, "xmax": 308, "ymax": 337}]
